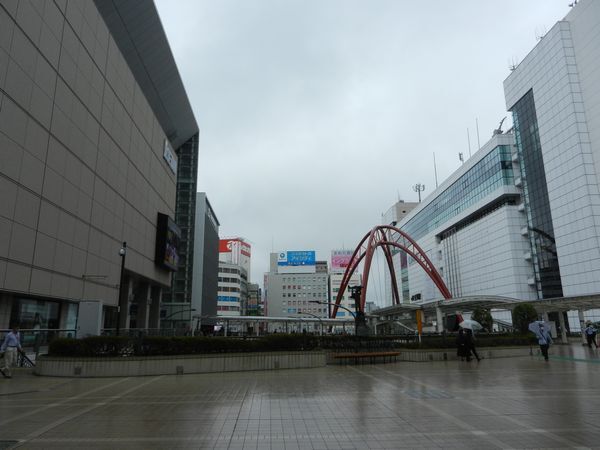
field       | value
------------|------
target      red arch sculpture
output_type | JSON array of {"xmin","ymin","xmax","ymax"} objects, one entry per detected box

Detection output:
[{"xmin": 331, "ymin": 225, "xmax": 452, "ymax": 318}]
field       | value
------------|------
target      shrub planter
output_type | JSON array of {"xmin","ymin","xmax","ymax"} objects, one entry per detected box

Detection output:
[{"xmin": 35, "ymin": 351, "xmax": 326, "ymax": 377}]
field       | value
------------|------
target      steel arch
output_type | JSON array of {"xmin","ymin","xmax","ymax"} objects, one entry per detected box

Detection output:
[{"xmin": 331, "ymin": 225, "xmax": 452, "ymax": 318}]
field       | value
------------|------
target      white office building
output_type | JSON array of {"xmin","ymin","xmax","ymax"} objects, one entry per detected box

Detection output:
[
  {"xmin": 393, "ymin": 133, "xmax": 535, "ymax": 305},
  {"xmin": 265, "ymin": 251, "xmax": 329, "ymax": 318}
]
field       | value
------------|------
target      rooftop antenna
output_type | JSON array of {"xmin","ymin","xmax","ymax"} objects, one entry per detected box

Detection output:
[
  {"xmin": 475, "ymin": 118, "xmax": 481, "ymax": 150},
  {"xmin": 433, "ymin": 153, "xmax": 439, "ymax": 189},
  {"xmin": 459, "ymin": 152, "xmax": 464, "ymax": 164},
  {"xmin": 508, "ymin": 57, "xmax": 519, "ymax": 71},
  {"xmin": 467, "ymin": 128, "xmax": 472, "ymax": 157},
  {"xmin": 493, "ymin": 116, "xmax": 507, "ymax": 136},
  {"xmin": 413, "ymin": 183, "xmax": 425, "ymax": 203}
]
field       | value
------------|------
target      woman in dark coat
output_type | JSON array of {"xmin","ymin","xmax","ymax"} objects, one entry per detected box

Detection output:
[
  {"xmin": 456, "ymin": 329, "xmax": 468, "ymax": 361},
  {"xmin": 465, "ymin": 329, "xmax": 481, "ymax": 362}
]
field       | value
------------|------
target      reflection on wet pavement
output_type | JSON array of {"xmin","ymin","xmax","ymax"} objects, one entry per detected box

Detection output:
[{"xmin": 1, "ymin": 344, "xmax": 599, "ymax": 449}]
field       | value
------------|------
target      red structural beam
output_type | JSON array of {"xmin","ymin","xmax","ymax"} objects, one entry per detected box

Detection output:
[{"xmin": 331, "ymin": 225, "xmax": 452, "ymax": 318}]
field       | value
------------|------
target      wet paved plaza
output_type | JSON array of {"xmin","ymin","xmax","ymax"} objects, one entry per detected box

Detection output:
[{"xmin": 1, "ymin": 345, "xmax": 599, "ymax": 449}]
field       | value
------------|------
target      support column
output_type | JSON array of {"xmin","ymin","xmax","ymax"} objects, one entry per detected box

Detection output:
[
  {"xmin": 436, "ymin": 306, "xmax": 444, "ymax": 333},
  {"xmin": 118, "ymin": 277, "xmax": 132, "ymax": 332},
  {"xmin": 136, "ymin": 282, "xmax": 151, "ymax": 331},
  {"xmin": 558, "ymin": 311, "xmax": 568, "ymax": 344},
  {"xmin": 148, "ymin": 286, "xmax": 162, "ymax": 329},
  {"xmin": 578, "ymin": 310, "xmax": 587, "ymax": 345}
]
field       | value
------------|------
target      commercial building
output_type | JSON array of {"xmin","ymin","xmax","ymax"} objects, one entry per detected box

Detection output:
[
  {"xmin": 161, "ymin": 192, "xmax": 219, "ymax": 331},
  {"xmin": 217, "ymin": 261, "xmax": 246, "ymax": 316},
  {"xmin": 393, "ymin": 133, "xmax": 533, "ymax": 306},
  {"xmin": 381, "ymin": 200, "xmax": 418, "ymax": 304},
  {"xmin": 386, "ymin": 0, "xmax": 600, "ymax": 329},
  {"xmin": 246, "ymin": 282, "xmax": 262, "ymax": 316},
  {"xmin": 329, "ymin": 250, "xmax": 361, "ymax": 319},
  {"xmin": 265, "ymin": 251, "xmax": 329, "ymax": 318},
  {"xmin": 504, "ymin": 0, "xmax": 600, "ymax": 326},
  {"xmin": 0, "ymin": 0, "xmax": 197, "ymax": 333}
]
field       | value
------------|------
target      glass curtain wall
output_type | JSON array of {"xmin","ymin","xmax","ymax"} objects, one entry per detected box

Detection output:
[{"xmin": 511, "ymin": 90, "xmax": 562, "ymax": 298}]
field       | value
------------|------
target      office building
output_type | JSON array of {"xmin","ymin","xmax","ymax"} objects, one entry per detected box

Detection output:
[
  {"xmin": 165, "ymin": 192, "xmax": 218, "ymax": 332},
  {"xmin": 0, "ymin": 0, "xmax": 197, "ymax": 333},
  {"xmin": 217, "ymin": 261, "xmax": 246, "ymax": 316},
  {"xmin": 504, "ymin": 0, "xmax": 600, "ymax": 300},
  {"xmin": 393, "ymin": 133, "xmax": 535, "ymax": 304},
  {"xmin": 265, "ymin": 252, "xmax": 329, "ymax": 318},
  {"xmin": 247, "ymin": 282, "xmax": 262, "ymax": 316},
  {"xmin": 381, "ymin": 200, "xmax": 418, "ymax": 304}
]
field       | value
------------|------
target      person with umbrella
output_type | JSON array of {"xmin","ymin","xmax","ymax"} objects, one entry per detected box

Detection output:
[
  {"xmin": 584, "ymin": 321, "xmax": 598, "ymax": 349},
  {"xmin": 529, "ymin": 321, "xmax": 553, "ymax": 361},
  {"xmin": 459, "ymin": 319, "xmax": 483, "ymax": 362}
]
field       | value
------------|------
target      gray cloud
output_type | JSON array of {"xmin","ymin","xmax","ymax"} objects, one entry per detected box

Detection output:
[{"xmin": 156, "ymin": 0, "xmax": 569, "ymax": 305}]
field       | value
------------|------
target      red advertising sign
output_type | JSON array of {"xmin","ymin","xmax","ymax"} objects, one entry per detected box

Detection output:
[
  {"xmin": 220, "ymin": 239, "xmax": 251, "ymax": 257},
  {"xmin": 331, "ymin": 250, "xmax": 352, "ymax": 270}
]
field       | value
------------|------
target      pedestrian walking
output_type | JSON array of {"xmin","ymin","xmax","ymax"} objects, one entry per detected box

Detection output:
[
  {"xmin": 536, "ymin": 323, "xmax": 553, "ymax": 361},
  {"xmin": 1, "ymin": 324, "xmax": 23, "ymax": 378},
  {"xmin": 584, "ymin": 321, "xmax": 598, "ymax": 348},
  {"xmin": 456, "ymin": 329, "xmax": 468, "ymax": 361},
  {"xmin": 464, "ymin": 329, "xmax": 482, "ymax": 362}
]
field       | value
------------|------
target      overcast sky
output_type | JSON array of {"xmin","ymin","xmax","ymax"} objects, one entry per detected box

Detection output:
[{"xmin": 155, "ymin": 0, "xmax": 569, "ymax": 305}]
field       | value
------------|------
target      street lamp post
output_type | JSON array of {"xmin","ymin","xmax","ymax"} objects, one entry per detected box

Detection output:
[
  {"xmin": 309, "ymin": 300, "xmax": 356, "ymax": 334},
  {"xmin": 116, "ymin": 242, "xmax": 127, "ymax": 337},
  {"xmin": 295, "ymin": 312, "xmax": 324, "ymax": 336}
]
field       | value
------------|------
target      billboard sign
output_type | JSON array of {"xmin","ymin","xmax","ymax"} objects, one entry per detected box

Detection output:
[
  {"xmin": 154, "ymin": 213, "xmax": 181, "ymax": 271},
  {"xmin": 331, "ymin": 250, "xmax": 352, "ymax": 272},
  {"xmin": 277, "ymin": 250, "xmax": 316, "ymax": 274}
]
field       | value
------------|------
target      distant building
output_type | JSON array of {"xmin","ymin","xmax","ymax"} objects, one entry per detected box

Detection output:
[
  {"xmin": 329, "ymin": 250, "xmax": 361, "ymax": 319},
  {"xmin": 247, "ymin": 283, "xmax": 262, "ymax": 316},
  {"xmin": 381, "ymin": 201, "xmax": 419, "ymax": 304},
  {"xmin": 217, "ymin": 262, "xmax": 247, "ymax": 316},
  {"xmin": 265, "ymin": 252, "xmax": 329, "ymax": 318},
  {"xmin": 189, "ymin": 193, "xmax": 219, "ymax": 332}
]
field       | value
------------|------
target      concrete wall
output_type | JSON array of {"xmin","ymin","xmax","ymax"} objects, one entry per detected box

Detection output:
[{"xmin": 35, "ymin": 351, "xmax": 327, "ymax": 377}]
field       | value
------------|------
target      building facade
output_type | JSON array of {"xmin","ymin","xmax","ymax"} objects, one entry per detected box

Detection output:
[
  {"xmin": 504, "ymin": 0, "xmax": 600, "ymax": 300},
  {"xmin": 246, "ymin": 282, "xmax": 262, "ymax": 316},
  {"xmin": 393, "ymin": 133, "xmax": 536, "ymax": 304},
  {"xmin": 0, "ymin": 0, "xmax": 197, "ymax": 333},
  {"xmin": 329, "ymin": 250, "xmax": 362, "ymax": 319},
  {"xmin": 161, "ymin": 192, "xmax": 219, "ymax": 331},
  {"xmin": 217, "ymin": 261, "xmax": 246, "ymax": 316},
  {"xmin": 381, "ymin": 201, "xmax": 418, "ymax": 304}
]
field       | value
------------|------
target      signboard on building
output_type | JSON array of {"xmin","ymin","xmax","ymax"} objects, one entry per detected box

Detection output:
[
  {"xmin": 331, "ymin": 250, "xmax": 352, "ymax": 272},
  {"xmin": 277, "ymin": 250, "xmax": 316, "ymax": 274},
  {"xmin": 163, "ymin": 139, "xmax": 178, "ymax": 175},
  {"xmin": 219, "ymin": 239, "xmax": 251, "ymax": 257},
  {"xmin": 154, "ymin": 213, "xmax": 181, "ymax": 271}
]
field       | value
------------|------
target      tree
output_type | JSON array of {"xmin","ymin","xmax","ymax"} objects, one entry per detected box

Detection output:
[
  {"xmin": 512, "ymin": 303, "xmax": 538, "ymax": 334},
  {"xmin": 471, "ymin": 307, "xmax": 493, "ymax": 331}
]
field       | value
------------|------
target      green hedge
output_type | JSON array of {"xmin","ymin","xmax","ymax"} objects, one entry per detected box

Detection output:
[{"xmin": 47, "ymin": 333, "xmax": 534, "ymax": 358}]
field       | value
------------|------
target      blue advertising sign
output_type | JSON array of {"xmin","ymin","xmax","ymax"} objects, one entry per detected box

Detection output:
[{"xmin": 278, "ymin": 251, "xmax": 316, "ymax": 266}]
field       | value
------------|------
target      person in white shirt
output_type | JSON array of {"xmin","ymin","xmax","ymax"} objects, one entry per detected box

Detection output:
[{"xmin": 1, "ymin": 324, "xmax": 23, "ymax": 378}]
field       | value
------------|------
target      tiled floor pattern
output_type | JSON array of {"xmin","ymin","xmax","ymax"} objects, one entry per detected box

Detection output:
[{"xmin": 1, "ymin": 345, "xmax": 599, "ymax": 449}]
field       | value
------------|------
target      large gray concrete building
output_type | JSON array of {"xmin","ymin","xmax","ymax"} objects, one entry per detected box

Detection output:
[{"xmin": 0, "ymin": 0, "xmax": 198, "ymax": 334}]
